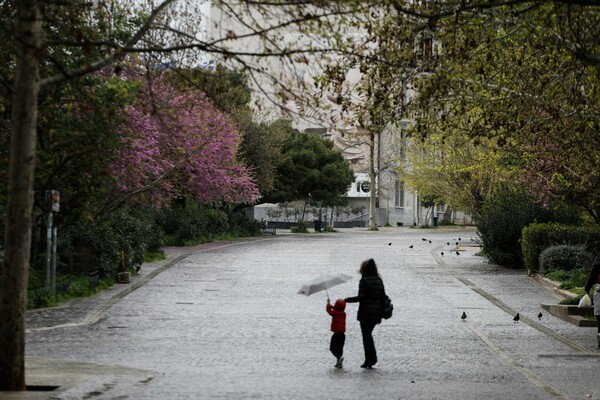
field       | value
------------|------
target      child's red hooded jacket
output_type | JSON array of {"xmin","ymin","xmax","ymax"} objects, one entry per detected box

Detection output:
[{"xmin": 326, "ymin": 299, "xmax": 346, "ymax": 333}]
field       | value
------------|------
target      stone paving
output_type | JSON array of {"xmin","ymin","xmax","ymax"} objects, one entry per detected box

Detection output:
[{"xmin": 11, "ymin": 227, "xmax": 600, "ymax": 400}]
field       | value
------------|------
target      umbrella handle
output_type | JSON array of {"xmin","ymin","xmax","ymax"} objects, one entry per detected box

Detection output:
[{"xmin": 326, "ymin": 288, "xmax": 329, "ymax": 301}]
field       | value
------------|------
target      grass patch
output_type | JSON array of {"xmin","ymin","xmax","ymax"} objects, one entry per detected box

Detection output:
[
  {"xmin": 144, "ymin": 251, "xmax": 166, "ymax": 263},
  {"xmin": 543, "ymin": 267, "xmax": 589, "ymax": 291},
  {"xmin": 28, "ymin": 274, "xmax": 116, "ymax": 309}
]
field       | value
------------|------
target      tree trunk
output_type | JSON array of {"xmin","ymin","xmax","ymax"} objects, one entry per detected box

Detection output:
[
  {"xmin": 368, "ymin": 132, "xmax": 378, "ymax": 231},
  {"xmin": 0, "ymin": 0, "xmax": 42, "ymax": 391}
]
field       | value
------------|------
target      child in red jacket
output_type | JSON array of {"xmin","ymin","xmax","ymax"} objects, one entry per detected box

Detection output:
[{"xmin": 326, "ymin": 298, "xmax": 346, "ymax": 368}]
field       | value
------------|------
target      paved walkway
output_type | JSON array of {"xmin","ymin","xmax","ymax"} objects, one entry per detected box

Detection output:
[{"xmin": 12, "ymin": 227, "xmax": 600, "ymax": 399}]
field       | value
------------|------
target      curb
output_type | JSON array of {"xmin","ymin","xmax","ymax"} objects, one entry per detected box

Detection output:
[{"xmin": 532, "ymin": 273, "xmax": 579, "ymax": 299}]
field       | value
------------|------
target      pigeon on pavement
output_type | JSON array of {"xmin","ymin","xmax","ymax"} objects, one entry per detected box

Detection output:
[
  {"xmin": 513, "ymin": 313, "xmax": 520, "ymax": 322},
  {"xmin": 461, "ymin": 311, "xmax": 467, "ymax": 321}
]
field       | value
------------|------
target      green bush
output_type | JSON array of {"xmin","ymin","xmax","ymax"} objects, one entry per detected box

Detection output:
[
  {"xmin": 291, "ymin": 221, "xmax": 308, "ymax": 233},
  {"xmin": 476, "ymin": 188, "xmax": 580, "ymax": 268},
  {"xmin": 156, "ymin": 199, "xmax": 261, "ymax": 245},
  {"xmin": 522, "ymin": 223, "xmax": 600, "ymax": 274},
  {"xmin": 538, "ymin": 245, "xmax": 594, "ymax": 274},
  {"xmin": 227, "ymin": 209, "xmax": 262, "ymax": 237},
  {"xmin": 59, "ymin": 206, "xmax": 161, "ymax": 276}
]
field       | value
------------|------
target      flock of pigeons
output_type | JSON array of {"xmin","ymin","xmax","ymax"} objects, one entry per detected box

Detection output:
[
  {"xmin": 386, "ymin": 237, "xmax": 545, "ymax": 324},
  {"xmin": 389, "ymin": 236, "xmax": 475, "ymax": 256},
  {"xmin": 461, "ymin": 311, "xmax": 544, "ymax": 322}
]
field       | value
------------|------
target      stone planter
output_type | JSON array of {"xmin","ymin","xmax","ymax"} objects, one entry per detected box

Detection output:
[
  {"xmin": 117, "ymin": 272, "xmax": 131, "ymax": 284},
  {"xmin": 541, "ymin": 303, "xmax": 597, "ymax": 327}
]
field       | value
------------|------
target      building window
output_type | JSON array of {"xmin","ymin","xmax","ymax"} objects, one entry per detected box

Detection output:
[
  {"xmin": 421, "ymin": 37, "xmax": 433, "ymax": 60},
  {"xmin": 395, "ymin": 180, "xmax": 405, "ymax": 207},
  {"xmin": 398, "ymin": 129, "xmax": 407, "ymax": 160}
]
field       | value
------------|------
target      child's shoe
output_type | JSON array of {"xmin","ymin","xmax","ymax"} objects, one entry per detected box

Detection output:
[{"xmin": 335, "ymin": 357, "xmax": 344, "ymax": 369}]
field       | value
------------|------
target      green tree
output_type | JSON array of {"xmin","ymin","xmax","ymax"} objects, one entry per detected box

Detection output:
[
  {"xmin": 237, "ymin": 117, "xmax": 293, "ymax": 200},
  {"xmin": 398, "ymin": 124, "xmax": 519, "ymax": 213},
  {"xmin": 266, "ymin": 131, "xmax": 354, "ymax": 221}
]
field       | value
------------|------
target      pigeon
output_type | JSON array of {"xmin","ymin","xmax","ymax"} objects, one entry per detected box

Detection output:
[
  {"xmin": 441, "ymin": 251, "xmax": 444, "ymax": 256},
  {"xmin": 513, "ymin": 313, "xmax": 520, "ymax": 322},
  {"xmin": 456, "ymin": 242, "xmax": 459, "ymax": 246},
  {"xmin": 447, "ymin": 242, "xmax": 450, "ymax": 246},
  {"xmin": 428, "ymin": 240, "xmax": 432, "ymax": 243},
  {"xmin": 409, "ymin": 245, "xmax": 414, "ymax": 248},
  {"xmin": 458, "ymin": 237, "xmax": 461, "ymax": 241},
  {"xmin": 422, "ymin": 238, "xmax": 427, "ymax": 241},
  {"xmin": 537, "ymin": 312, "xmax": 543, "ymax": 320},
  {"xmin": 456, "ymin": 251, "xmax": 460, "ymax": 256},
  {"xmin": 461, "ymin": 311, "xmax": 467, "ymax": 321},
  {"xmin": 388, "ymin": 243, "xmax": 392, "ymax": 246}
]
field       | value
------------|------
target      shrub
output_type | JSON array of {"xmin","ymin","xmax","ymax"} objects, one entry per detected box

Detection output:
[
  {"xmin": 539, "ymin": 245, "xmax": 594, "ymax": 274},
  {"xmin": 227, "ymin": 209, "xmax": 262, "ymax": 237},
  {"xmin": 476, "ymin": 188, "xmax": 580, "ymax": 268},
  {"xmin": 156, "ymin": 199, "xmax": 261, "ymax": 245},
  {"xmin": 291, "ymin": 221, "xmax": 308, "ymax": 233},
  {"xmin": 521, "ymin": 223, "xmax": 600, "ymax": 274},
  {"xmin": 59, "ymin": 206, "xmax": 161, "ymax": 277},
  {"xmin": 157, "ymin": 200, "xmax": 231, "ymax": 245}
]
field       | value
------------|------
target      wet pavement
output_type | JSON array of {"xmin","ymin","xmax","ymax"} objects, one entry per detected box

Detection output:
[{"xmin": 11, "ymin": 227, "xmax": 600, "ymax": 399}]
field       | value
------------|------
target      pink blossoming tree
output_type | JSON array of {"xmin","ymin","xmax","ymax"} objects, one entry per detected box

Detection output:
[{"xmin": 108, "ymin": 73, "xmax": 259, "ymax": 209}]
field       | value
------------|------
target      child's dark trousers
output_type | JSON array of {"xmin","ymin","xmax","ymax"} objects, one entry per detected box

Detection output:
[{"xmin": 330, "ymin": 332, "xmax": 345, "ymax": 359}]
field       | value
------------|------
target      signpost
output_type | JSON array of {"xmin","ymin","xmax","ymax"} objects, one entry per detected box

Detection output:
[{"xmin": 45, "ymin": 190, "xmax": 59, "ymax": 291}]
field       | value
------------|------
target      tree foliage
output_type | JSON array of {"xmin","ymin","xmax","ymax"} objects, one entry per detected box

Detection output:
[
  {"xmin": 108, "ymin": 70, "xmax": 258, "ymax": 209},
  {"xmin": 399, "ymin": 127, "xmax": 519, "ymax": 212},
  {"xmin": 168, "ymin": 66, "xmax": 290, "ymax": 199},
  {"xmin": 266, "ymin": 131, "xmax": 355, "ymax": 210}
]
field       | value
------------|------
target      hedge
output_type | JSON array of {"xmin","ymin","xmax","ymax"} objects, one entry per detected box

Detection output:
[
  {"xmin": 476, "ymin": 187, "xmax": 580, "ymax": 267},
  {"xmin": 521, "ymin": 223, "xmax": 600, "ymax": 275}
]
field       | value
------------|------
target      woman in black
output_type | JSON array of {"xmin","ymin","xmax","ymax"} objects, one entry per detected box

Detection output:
[
  {"xmin": 345, "ymin": 258, "xmax": 386, "ymax": 368},
  {"xmin": 584, "ymin": 261, "xmax": 600, "ymax": 347}
]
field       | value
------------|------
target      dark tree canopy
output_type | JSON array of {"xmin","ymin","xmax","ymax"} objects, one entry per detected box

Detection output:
[{"xmin": 266, "ymin": 131, "xmax": 355, "ymax": 206}]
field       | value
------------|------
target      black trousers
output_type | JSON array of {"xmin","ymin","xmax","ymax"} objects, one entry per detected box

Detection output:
[
  {"xmin": 360, "ymin": 320, "xmax": 378, "ymax": 365},
  {"xmin": 330, "ymin": 332, "xmax": 345, "ymax": 359}
]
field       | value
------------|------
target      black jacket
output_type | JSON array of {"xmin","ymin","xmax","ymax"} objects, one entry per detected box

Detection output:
[
  {"xmin": 585, "ymin": 263, "xmax": 600, "ymax": 293},
  {"xmin": 346, "ymin": 275, "xmax": 386, "ymax": 324}
]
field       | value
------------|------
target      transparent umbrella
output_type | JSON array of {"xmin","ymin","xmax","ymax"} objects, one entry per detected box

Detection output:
[{"xmin": 297, "ymin": 273, "xmax": 352, "ymax": 296}]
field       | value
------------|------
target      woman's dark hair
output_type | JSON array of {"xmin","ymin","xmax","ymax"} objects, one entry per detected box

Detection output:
[{"xmin": 359, "ymin": 258, "xmax": 378, "ymax": 276}]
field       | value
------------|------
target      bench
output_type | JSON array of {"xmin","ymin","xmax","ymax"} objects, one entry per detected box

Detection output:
[{"xmin": 260, "ymin": 221, "xmax": 276, "ymax": 235}]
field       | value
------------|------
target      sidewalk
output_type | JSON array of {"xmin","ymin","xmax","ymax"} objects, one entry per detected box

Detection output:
[
  {"xmin": 26, "ymin": 237, "xmax": 267, "ymax": 332},
  {"xmin": 20, "ymin": 237, "xmax": 272, "ymax": 399}
]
